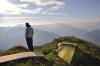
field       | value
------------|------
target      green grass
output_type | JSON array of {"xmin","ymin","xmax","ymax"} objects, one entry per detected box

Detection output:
[{"xmin": 0, "ymin": 36, "xmax": 100, "ymax": 66}]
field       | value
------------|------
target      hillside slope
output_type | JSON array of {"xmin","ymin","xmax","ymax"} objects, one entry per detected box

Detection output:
[
  {"xmin": 0, "ymin": 36, "xmax": 100, "ymax": 66},
  {"xmin": 40, "ymin": 36, "xmax": 100, "ymax": 66}
]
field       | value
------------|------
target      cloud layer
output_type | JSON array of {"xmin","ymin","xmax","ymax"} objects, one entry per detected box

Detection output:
[{"xmin": 0, "ymin": 0, "xmax": 66, "ymax": 16}]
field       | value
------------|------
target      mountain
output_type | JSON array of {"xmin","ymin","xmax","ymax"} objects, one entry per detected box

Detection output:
[
  {"xmin": 35, "ymin": 23, "xmax": 87, "ymax": 36},
  {"xmin": 0, "ymin": 26, "xmax": 58, "ymax": 50},
  {"xmin": 42, "ymin": 36, "xmax": 100, "ymax": 66},
  {"xmin": 34, "ymin": 23, "xmax": 100, "ymax": 45},
  {"xmin": 0, "ymin": 36, "xmax": 100, "ymax": 66},
  {"xmin": 83, "ymin": 30, "xmax": 100, "ymax": 44},
  {"xmin": 71, "ymin": 22, "xmax": 100, "ymax": 31},
  {"xmin": 0, "ymin": 24, "xmax": 88, "ymax": 50},
  {"xmin": 0, "ymin": 23, "xmax": 100, "ymax": 50}
]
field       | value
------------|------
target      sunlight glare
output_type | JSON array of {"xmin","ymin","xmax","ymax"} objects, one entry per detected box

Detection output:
[{"xmin": 0, "ymin": 0, "xmax": 21, "ymax": 14}]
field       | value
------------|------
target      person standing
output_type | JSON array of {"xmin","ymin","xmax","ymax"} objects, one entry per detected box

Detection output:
[{"xmin": 25, "ymin": 23, "xmax": 34, "ymax": 51}]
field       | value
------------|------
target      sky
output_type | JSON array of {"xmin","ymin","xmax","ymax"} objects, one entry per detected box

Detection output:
[{"xmin": 0, "ymin": 0, "xmax": 100, "ymax": 27}]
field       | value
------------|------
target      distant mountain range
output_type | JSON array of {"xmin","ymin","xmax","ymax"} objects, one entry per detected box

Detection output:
[
  {"xmin": 0, "ymin": 23, "xmax": 100, "ymax": 50},
  {"xmin": 83, "ymin": 30, "xmax": 100, "ymax": 44},
  {"xmin": 0, "ymin": 26, "xmax": 58, "ymax": 50},
  {"xmin": 34, "ymin": 23, "xmax": 100, "ymax": 45},
  {"xmin": 71, "ymin": 21, "xmax": 100, "ymax": 31},
  {"xmin": 34, "ymin": 23, "xmax": 87, "ymax": 36}
]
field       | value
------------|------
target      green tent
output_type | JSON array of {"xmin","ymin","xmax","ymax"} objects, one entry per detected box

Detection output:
[{"xmin": 57, "ymin": 41, "xmax": 77, "ymax": 64}]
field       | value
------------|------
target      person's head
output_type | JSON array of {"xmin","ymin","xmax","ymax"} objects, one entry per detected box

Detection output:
[{"xmin": 25, "ymin": 23, "xmax": 30, "ymax": 28}]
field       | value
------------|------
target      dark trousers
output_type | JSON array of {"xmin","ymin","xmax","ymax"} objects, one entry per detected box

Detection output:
[{"xmin": 26, "ymin": 38, "xmax": 33, "ymax": 51}]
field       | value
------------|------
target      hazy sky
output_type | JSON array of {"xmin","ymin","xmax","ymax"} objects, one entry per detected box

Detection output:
[{"xmin": 0, "ymin": 0, "xmax": 100, "ymax": 27}]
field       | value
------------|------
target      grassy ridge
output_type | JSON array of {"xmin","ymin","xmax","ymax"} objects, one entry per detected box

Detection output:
[{"xmin": 0, "ymin": 36, "xmax": 100, "ymax": 66}]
